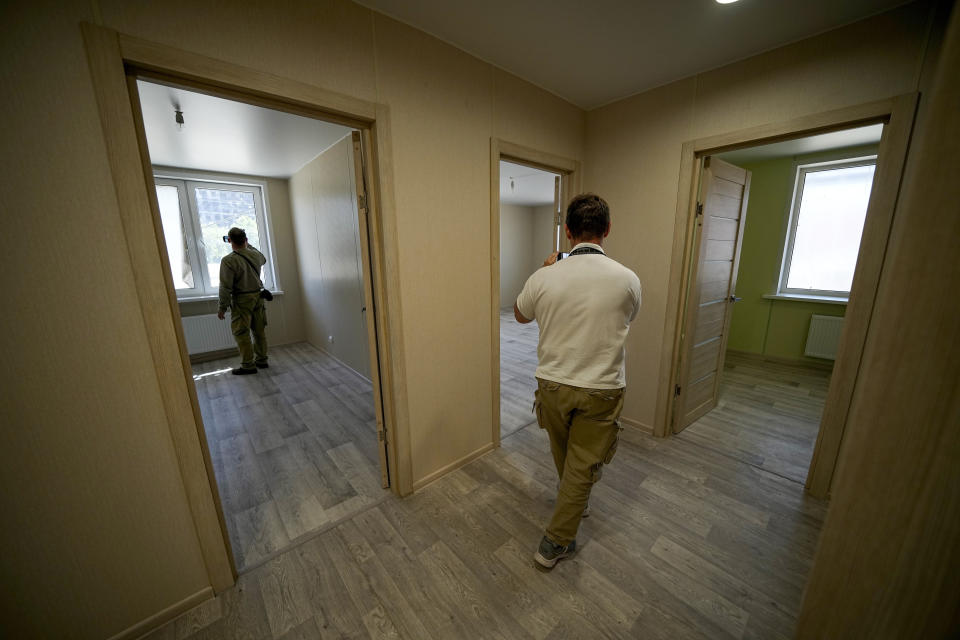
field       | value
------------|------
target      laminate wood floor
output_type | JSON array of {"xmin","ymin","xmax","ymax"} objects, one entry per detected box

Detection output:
[
  {"xmin": 677, "ymin": 353, "xmax": 832, "ymax": 485},
  {"xmin": 147, "ymin": 406, "xmax": 826, "ymax": 639},
  {"xmin": 500, "ymin": 308, "xmax": 539, "ymax": 438},
  {"xmin": 192, "ymin": 342, "xmax": 388, "ymax": 573}
]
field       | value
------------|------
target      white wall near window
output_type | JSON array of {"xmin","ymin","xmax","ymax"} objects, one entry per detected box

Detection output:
[
  {"xmin": 158, "ymin": 167, "xmax": 306, "ymax": 351},
  {"xmin": 500, "ymin": 204, "xmax": 536, "ymax": 309},
  {"xmin": 289, "ymin": 134, "xmax": 372, "ymax": 379},
  {"xmin": 778, "ymin": 156, "xmax": 877, "ymax": 300},
  {"xmin": 532, "ymin": 204, "xmax": 558, "ymax": 267}
]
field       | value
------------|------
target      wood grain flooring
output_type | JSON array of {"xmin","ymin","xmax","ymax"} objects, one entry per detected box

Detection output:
[
  {"xmin": 677, "ymin": 352, "xmax": 831, "ymax": 484},
  {"xmin": 148, "ymin": 365, "xmax": 828, "ymax": 639},
  {"xmin": 500, "ymin": 308, "xmax": 539, "ymax": 438},
  {"xmin": 193, "ymin": 342, "xmax": 387, "ymax": 572}
]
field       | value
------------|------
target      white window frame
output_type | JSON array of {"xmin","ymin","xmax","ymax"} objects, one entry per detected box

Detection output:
[
  {"xmin": 153, "ymin": 170, "xmax": 280, "ymax": 301},
  {"xmin": 776, "ymin": 155, "xmax": 877, "ymax": 301}
]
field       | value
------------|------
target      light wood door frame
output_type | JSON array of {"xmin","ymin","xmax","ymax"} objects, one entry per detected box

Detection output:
[
  {"xmin": 350, "ymin": 131, "xmax": 391, "ymax": 488},
  {"xmin": 489, "ymin": 139, "xmax": 580, "ymax": 447},
  {"xmin": 655, "ymin": 93, "xmax": 919, "ymax": 498},
  {"xmin": 81, "ymin": 22, "xmax": 413, "ymax": 595}
]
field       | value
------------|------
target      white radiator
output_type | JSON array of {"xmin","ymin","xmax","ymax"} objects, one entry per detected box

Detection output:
[
  {"xmin": 181, "ymin": 314, "xmax": 236, "ymax": 355},
  {"xmin": 804, "ymin": 315, "xmax": 845, "ymax": 360}
]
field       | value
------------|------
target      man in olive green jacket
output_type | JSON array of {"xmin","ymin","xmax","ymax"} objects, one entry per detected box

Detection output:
[{"xmin": 217, "ymin": 227, "xmax": 268, "ymax": 375}]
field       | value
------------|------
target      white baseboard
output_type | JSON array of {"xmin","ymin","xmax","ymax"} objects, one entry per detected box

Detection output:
[
  {"xmin": 109, "ymin": 586, "xmax": 214, "ymax": 640},
  {"xmin": 412, "ymin": 442, "xmax": 496, "ymax": 492}
]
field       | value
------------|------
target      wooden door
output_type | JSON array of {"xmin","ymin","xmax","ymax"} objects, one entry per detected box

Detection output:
[
  {"xmin": 673, "ymin": 156, "xmax": 751, "ymax": 432},
  {"xmin": 351, "ymin": 131, "xmax": 390, "ymax": 487}
]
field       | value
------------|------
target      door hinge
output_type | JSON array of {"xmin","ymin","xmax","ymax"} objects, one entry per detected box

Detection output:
[
  {"xmin": 695, "ymin": 202, "xmax": 703, "ymax": 217},
  {"xmin": 377, "ymin": 430, "xmax": 386, "ymax": 443},
  {"xmin": 675, "ymin": 384, "xmax": 682, "ymax": 397}
]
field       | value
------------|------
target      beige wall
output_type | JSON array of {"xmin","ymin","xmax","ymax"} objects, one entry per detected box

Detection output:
[
  {"xmin": 583, "ymin": 0, "xmax": 939, "ymax": 430},
  {"xmin": 170, "ymin": 170, "xmax": 307, "ymax": 349},
  {"xmin": 499, "ymin": 203, "xmax": 536, "ymax": 308},
  {"xmin": 532, "ymin": 204, "xmax": 557, "ymax": 262},
  {"xmin": 290, "ymin": 134, "xmax": 372, "ymax": 378},
  {"xmin": 798, "ymin": 3, "xmax": 959, "ymax": 632},
  {"xmin": 0, "ymin": 1, "xmax": 211, "ymax": 637},
  {"xmin": 500, "ymin": 203, "xmax": 558, "ymax": 309},
  {"xmin": 1, "ymin": 0, "xmax": 583, "ymax": 636},
  {"xmin": 370, "ymin": 20, "xmax": 585, "ymax": 484}
]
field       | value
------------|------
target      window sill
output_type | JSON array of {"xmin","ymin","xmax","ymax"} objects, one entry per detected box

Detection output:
[
  {"xmin": 177, "ymin": 290, "xmax": 285, "ymax": 304},
  {"xmin": 763, "ymin": 293, "xmax": 848, "ymax": 305}
]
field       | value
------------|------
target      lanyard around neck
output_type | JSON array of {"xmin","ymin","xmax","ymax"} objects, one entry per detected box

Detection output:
[{"xmin": 569, "ymin": 246, "xmax": 605, "ymax": 256}]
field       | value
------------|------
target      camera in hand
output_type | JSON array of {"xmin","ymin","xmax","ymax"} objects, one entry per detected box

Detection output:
[
  {"xmin": 557, "ymin": 252, "xmax": 570, "ymax": 261},
  {"xmin": 223, "ymin": 235, "xmax": 231, "ymax": 243}
]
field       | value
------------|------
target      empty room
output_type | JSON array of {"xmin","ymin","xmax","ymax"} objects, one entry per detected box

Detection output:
[
  {"xmin": 497, "ymin": 159, "xmax": 562, "ymax": 438},
  {"xmin": 137, "ymin": 78, "xmax": 390, "ymax": 572},
  {"xmin": 671, "ymin": 124, "xmax": 884, "ymax": 485},
  {"xmin": 3, "ymin": 0, "xmax": 957, "ymax": 638}
]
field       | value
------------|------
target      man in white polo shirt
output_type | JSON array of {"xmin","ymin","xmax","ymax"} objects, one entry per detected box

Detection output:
[{"xmin": 514, "ymin": 193, "xmax": 641, "ymax": 570}]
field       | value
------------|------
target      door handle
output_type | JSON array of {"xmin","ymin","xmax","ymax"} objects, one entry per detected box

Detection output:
[{"xmin": 729, "ymin": 296, "xmax": 742, "ymax": 302}]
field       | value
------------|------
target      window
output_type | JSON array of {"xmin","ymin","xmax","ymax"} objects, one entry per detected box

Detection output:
[
  {"xmin": 153, "ymin": 175, "xmax": 276, "ymax": 299},
  {"xmin": 778, "ymin": 157, "xmax": 876, "ymax": 300}
]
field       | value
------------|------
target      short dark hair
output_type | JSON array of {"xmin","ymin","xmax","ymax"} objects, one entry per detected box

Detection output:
[
  {"xmin": 227, "ymin": 227, "xmax": 247, "ymax": 244},
  {"xmin": 565, "ymin": 193, "xmax": 610, "ymax": 240}
]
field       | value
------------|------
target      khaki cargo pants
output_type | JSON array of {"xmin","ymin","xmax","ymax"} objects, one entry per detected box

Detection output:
[
  {"xmin": 231, "ymin": 292, "xmax": 268, "ymax": 369},
  {"xmin": 534, "ymin": 378, "xmax": 624, "ymax": 546}
]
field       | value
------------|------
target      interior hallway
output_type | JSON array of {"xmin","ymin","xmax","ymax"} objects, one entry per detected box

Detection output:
[
  {"xmin": 194, "ymin": 342, "xmax": 387, "ymax": 572},
  {"xmin": 145, "ymin": 408, "xmax": 825, "ymax": 639},
  {"xmin": 677, "ymin": 353, "xmax": 831, "ymax": 485},
  {"xmin": 499, "ymin": 307, "xmax": 540, "ymax": 437}
]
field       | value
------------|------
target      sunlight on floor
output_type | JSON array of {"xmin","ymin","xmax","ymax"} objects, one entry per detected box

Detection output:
[{"xmin": 192, "ymin": 367, "xmax": 233, "ymax": 381}]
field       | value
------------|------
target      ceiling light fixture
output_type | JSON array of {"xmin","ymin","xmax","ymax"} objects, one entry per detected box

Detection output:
[{"xmin": 716, "ymin": 0, "xmax": 739, "ymax": 3}]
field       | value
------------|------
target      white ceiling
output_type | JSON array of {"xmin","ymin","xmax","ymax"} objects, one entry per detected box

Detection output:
[
  {"xmin": 137, "ymin": 79, "xmax": 354, "ymax": 178},
  {"xmin": 500, "ymin": 160, "xmax": 559, "ymax": 206},
  {"xmin": 355, "ymin": 0, "xmax": 909, "ymax": 109},
  {"xmin": 716, "ymin": 124, "xmax": 884, "ymax": 164}
]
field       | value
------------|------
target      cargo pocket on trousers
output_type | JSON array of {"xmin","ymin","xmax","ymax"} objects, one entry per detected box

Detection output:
[{"xmin": 603, "ymin": 422, "xmax": 623, "ymax": 465}]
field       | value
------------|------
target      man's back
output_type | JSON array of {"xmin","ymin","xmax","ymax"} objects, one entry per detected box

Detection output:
[
  {"xmin": 516, "ymin": 243, "xmax": 641, "ymax": 390},
  {"xmin": 220, "ymin": 246, "xmax": 266, "ymax": 293}
]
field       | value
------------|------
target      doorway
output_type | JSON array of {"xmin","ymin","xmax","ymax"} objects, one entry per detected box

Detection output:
[
  {"xmin": 132, "ymin": 77, "xmax": 391, "ymax": 573},
  {"xmin": 672, "ymin": 125, "xmax": 883, "ymax": 484},
  {"xmin": 659, "ymin": 94, "xmax": 918, "ymax": 498},
  {"xmin": 498, "ymin": 159, "xmax": 562, "ymax": 438},
  {"xmin": 489, "ymin": 140, "xmax": 580, "ymax": 446}
]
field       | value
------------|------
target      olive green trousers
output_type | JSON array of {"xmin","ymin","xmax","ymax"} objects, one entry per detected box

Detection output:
[
  {"xmin": 534, "ymin": 378, "xmax": 624, "ymax": 546},
  {"xmin": 231, "ymin": 292, "xmax": 268, "ymax": 369}
]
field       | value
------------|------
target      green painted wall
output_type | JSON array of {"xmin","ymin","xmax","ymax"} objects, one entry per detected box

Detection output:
[{"xmin": 725, "ymin": 144, "xmax": 879, "ymax": 362}]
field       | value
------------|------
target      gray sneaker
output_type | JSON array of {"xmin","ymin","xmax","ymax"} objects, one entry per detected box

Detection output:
[{"xmin": 534, "ymin": 536, "xmax": 576, "ymax": 569}]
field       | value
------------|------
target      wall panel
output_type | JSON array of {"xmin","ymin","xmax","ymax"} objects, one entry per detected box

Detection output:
[
  {"xmin": 584, "ymin": 1, "xmax": 936, "ymax": 429},
  {"xmin": 290, "ymin": 135, "xmax": 371, "ymax": 378}
]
